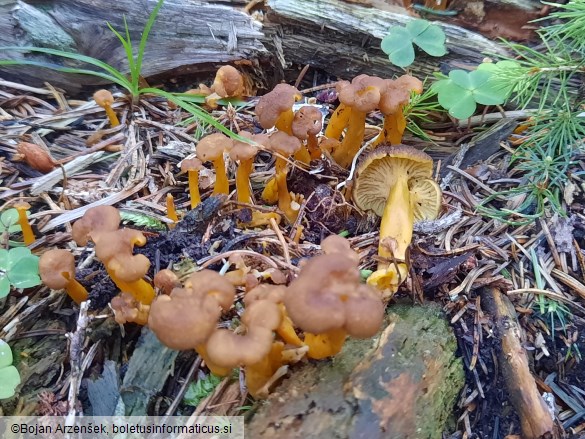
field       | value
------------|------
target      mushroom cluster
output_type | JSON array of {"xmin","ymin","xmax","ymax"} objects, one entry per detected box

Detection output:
[
  {"xmin": 147, "ymin": 235, "xmax": 385, "ymax": 397},
  {"xmin": 71, "ymin": 205, "xmax": 155, "ymax": 305}
]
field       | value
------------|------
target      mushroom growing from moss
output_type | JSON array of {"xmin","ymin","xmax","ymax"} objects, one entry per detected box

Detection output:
[
  {"xmin": 352, "ymin": 145, "xmax": 441, "ymax": 296},
  {"xmin": 180, "ymin": 157, "xmax": 203, "ymax": 209},
  {"xmin": 196, "ymin": 133, "xmax": 233, "ymax": 196},
  {"xmin": 93, "ymin": 90, "xmax": 120, "ymax": 127},
  {"xmin": 284, "ymin": 251, "xmax": 385, "ymax": 359},
  {"xmin": 39, "ymin": 249, "xmax": 88, "ymax": 304}
]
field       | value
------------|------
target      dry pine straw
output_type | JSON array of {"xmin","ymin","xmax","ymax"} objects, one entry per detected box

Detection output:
[{"xmin": 1, "ymin": 79, "xmax": 585, "ymax": 434}]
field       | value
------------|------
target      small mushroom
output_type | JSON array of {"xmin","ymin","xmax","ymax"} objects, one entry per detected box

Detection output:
[
  {"xmin": 93, "ymin": 90, "xmax": 120, "ymax": 127},
  {"xmin": 284, "ymin": 251, "xmax": 385, "ymax": 359},
  {"xmin": 196, "ymin": 133, "xmax": 233, "ymax": 196},
  {"xmin": 180, "ymin": 157, "xmax": 203, "ymax": 209},
  {"xmin": 352, "ymin": 145, "xmax": 441, "ymax": 296},
  {"xmin": 92, "ymin": 228, "xmax": 155, "ymax": 305},
  {"xmin": 255, "ymin": 84, "xmax": 302, "ymax": 135},
  {"xmin": 39, "ymin": 249, "xmax": 88, "ymax": 304},
  {"xmin": 320, "ymin": 234, "xmax": 360, "ymax": 265},
  {"xmin": 264, "ymin": 131, "xmax": 302, "ymax": 222},
  {"xmin": 323, "ymin": 81, "xmax": 352, "ymax": 140},
  {"xmin": 111, "ymin": 292, "xmax": 150, "ymax": 325},
  {"xmin": 153, "ymin": 269, "xmax": 181, "ymax": 295},
  {"xmin": 13, "ymin": 201, "xmax": 35, "ymax": 246},
  {"xmin": 166, "ymin": 193, "xmax": 179, "ymax": 229},
  {"xmin": 71, "ymin": 205, "xmax": 120, "ymax": 246},
  {"xmin": 373, "ymin": 75, "xmax": 423, "ymax": 146},
  {"xmin": 292, "ymin": 106, "xmax": 323, "ymax": 160}
]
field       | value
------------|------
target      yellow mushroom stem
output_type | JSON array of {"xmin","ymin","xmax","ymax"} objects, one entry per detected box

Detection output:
[
  {"xmin": 274, "ymin": 109, "xmax": 295, "ymax": 135},
  {"xmin": 366, "ymin": 177, "xmax": 411, "ymax": 293},
  {"xmin": 324, "ymin": 103, "xmax": 352, "ymax": 140},
  {"xmin": 195, "ymin": 345, "xmax": 232, "ymax": 377},
  {"xmin": 236, "ymin": 158, "xmax": 254, "ymax": 204},
  {"xmin": 293, "ymin": 145, "xmax": 311, "ymax": 164},
  {"xmin": 261, "ymin": 178, "xmax": 278, "ymax": 204},
  {"xmin": 246, "ymin": 342, "xmax": 285, "ymax": 397},
  {"xmin": 277, "ymin": 304, "xmax": 304, "ymax": 346},
  {"xmin": 274, "ymin": 157, "xmax": 298, "ymax": 222},
  {"xmin": 212, "ymin": 157, "xmax": 229, "ymax": 195},
  {"xmin": 307, "ymin": 135, "xmax": 321, "ymax": 160},
  {"xmin": 166, "ymin": 194, "xmax": 178, "ymax": 229},
  {"xmin": 188, "ymin": 170, "xmax": 201, "ymax": 208},
  {"xmin": 103, "ymin": 103, "xmax": 120, "ymax": 127},
  {"xmin": 304, "ymin": 328, "xmax": 347, "ymax": 360},
  {"xmin": 332, "ymin": 109, "xmax": 367, "ymax": 168},
  {"xmin": 373, "ymin": 107, "xmax": 407, "ymax": 146},
  {"xmin": 15, "ymin": 205, "xmax": 35, "ymax": 245},
  {"xmin": 106, "ymin": 267, "xmax": 156, "ymax": 305},
  {"xmin": 62, "ymin": 272, "xmax": 89, "ymax": 304}
]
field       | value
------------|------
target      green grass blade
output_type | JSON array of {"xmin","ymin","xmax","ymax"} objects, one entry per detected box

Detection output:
[
  {"xmin": 135, "ymin": 0, "xmax": 165, "ymax": 87},
  {"xmin": 0, "ymin": 46, "xmax": 130, "ymax": 87}
]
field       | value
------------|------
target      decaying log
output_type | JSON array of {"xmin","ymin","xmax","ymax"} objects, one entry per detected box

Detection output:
[
  {"xmin": 246, "ymin": 304, "xmax": 464, "ymax": 439},
  {"xmin": 0, "ymin": 0, "xmax": 266, "ymax": 92},
  {"xmin": 481, "ymin": 287, "xmax": 555, "ymax": 439},
  {"xmin": 0, "ymin": 0, "xmax": 512, "ymax": 94},
  {"xmin": 263, "ymin": 0, "xmax": 509, "ymax": 82}
]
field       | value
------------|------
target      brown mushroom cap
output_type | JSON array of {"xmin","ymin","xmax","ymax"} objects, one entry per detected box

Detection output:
[
  {"xmin": 320, "ymin": 235, "xmax": 360, "ymax": 264},
  {"xmin": 148, "ymin": 269, "xmax": 236, "ymax": 350},
  {"xmin": 410, "ymin": 178, "xmax": 442, "ymax": 220},
  {"xmin": 337, "ymin": 74, "xmax": 385, "ymax": 113},
  {"xmin": 71, "ymin": 205, "xmax": 121, "ymax": 246},
  {"xmin": 229, "ymin": 131, "xmax": 259, "ymax": 162},
  {"xmin": 94, "ymin": 228, "xmax": 151, "ymax": 282},
  {"xmin": 180, "ymin": 157, "xmax": 202, "ymax": 173},
  {"xmin": 212, "ymin": 65, "xmax": 245, "ymax": 98},
  {"xmin": 205, "ymin": 300, "xmax": 281, "ymax": 368},
  {"xmin": 93, "ymin": 90, "xmax": 114, "ymax": 106},
  {"xmin": 39, "ymin": 249, "xmax": 75, "ymax": 289},
  {"xmin": 244, "ymin": 284, "xmax": 286, "ymax": 306},
  {"xmin": 379, "ymin": 75, "xmax": 423, "ymax": 114},
  {"xmin": 153, "ymin": 269, "xmax": 181, "ymax": 295},
  {"xmin": 255, "ymin": 84, "xmax": 301, "ymax": 129},
  {"xmin": 268, "ymin": 131, "xmax": 302, "ymax": 157},
  {"xmin": 196, "ymin": 133, "xmax": 233, "ymax": 161},
  {"xmin": 284, "ymin": 253, "xmax": 384, "ymax": 338},
  {"xmin": 292, "ymin": 106, "xmax": 323, "ymax": 140},
  {"xmin": 352, "ymin": 144, "xmax": 434, "ymax": 217}
]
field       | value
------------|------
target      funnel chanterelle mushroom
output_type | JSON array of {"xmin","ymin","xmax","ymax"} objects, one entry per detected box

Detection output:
[{"xmin": 352, "ymin": 144, "xmax": 442, "ymax": 296}]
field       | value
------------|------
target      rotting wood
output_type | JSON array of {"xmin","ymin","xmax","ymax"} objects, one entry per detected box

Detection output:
[
  {"xmin": 263, "ymin": 0, "xmax": 509, "ymax": 82},
  {"xmin": 0, "ymin": 0, "xmax": 512, "ymax": 93},
  {"xmin": 246, "ymin": 304, "xmax": 464, "ymax": 439},
  {"xmin": 481, "ymin": 287, "xmax": 556, "ymax": 439}
]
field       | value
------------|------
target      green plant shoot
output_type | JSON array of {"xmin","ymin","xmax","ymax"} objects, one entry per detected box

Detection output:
[{"xmin": 381, "ymin": 19, "xmax": 447, "ymax": 68}]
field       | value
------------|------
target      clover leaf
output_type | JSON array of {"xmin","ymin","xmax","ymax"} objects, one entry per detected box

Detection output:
[
  {"xmin": 0, "ymin": 209, "xmax": 21, "ymax": 234},
  {"xmin": 0, "ymin": 247, "xmax": 41, "ymax": 298},
  {"xmin": 381, "ymin": 19, "xmax": 447, "ymax": 68},
  {"xmin": 431, "ymin": 67, "xmax": 513, "ymax": 119},
  {"xmin": 0, "ymin": 340, "xmax": 20, "ymax": 399}
]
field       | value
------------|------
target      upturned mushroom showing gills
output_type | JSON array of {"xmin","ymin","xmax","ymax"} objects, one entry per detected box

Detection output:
[
  {"xmin": 39, "ymin": 249, "xmax": 88, "ymax": 304},
  {"xmin": 284, "ymin": 251, "xmax": 385, "ymax": 359},
  {"xmin": 196, "ymin": 133, "xmax": 233, "ymax": 196},
  {"xmin": 352, "ymin": 145, "xmax": 442, "ymax": 297}
]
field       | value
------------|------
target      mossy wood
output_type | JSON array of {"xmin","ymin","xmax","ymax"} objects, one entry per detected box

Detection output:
[
  {"xmin": 246, "ymin": 304, "xmax": 464, "ymax": 439},
  {"xmin": 0, "ymin": 0, "xmax": 512, "ymax": 93}
]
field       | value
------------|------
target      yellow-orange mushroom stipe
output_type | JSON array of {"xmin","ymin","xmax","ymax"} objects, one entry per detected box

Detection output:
[
  {"xmin": 13, "ymin": 202, "xmax": 35, "ymax": 246},
  {"xmin": 93, "ymin": 89, "xmax": 120, "ymax": 127},
  {"xmin": 180, "ymin": 158, "xmax": 203, "ymax": 209},
  {"xmin": 39, "ymin": 249, "xmax": 88, "ymax": 304}
]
